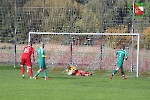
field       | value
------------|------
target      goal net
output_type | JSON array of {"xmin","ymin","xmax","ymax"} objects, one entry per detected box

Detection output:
[{"xmin": 29, "ymin": 32, "xmax": 140, "ymax": 77}]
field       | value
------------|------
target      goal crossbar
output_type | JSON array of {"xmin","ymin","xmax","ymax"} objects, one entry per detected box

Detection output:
[{"xmin": 29, "ymin": 32, "xmax": 139, "ymax": 36}]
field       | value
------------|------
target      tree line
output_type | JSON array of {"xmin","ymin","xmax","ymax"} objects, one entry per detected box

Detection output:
[{"xmin": 0, "ymin": 0, "xmax": 150, "ymax": 49}]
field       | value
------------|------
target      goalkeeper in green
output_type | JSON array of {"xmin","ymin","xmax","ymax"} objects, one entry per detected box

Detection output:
[
  {"xmin": 33, "ymin": 43, "xmax": 50, "ymax": 80},
  {"xmin": 110, "ymin": 45, "xmax": 128, "ymax": 80}
]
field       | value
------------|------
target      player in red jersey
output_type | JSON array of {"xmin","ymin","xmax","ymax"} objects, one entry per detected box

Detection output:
[{"xmin": 20, "ymin": 42, "xmax": 35, "ymax": 79}]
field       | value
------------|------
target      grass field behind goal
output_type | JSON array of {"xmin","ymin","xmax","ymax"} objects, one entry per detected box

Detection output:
[{"xmin": 0, "ymin": 65, "xmax": 150, "ymax": 100}]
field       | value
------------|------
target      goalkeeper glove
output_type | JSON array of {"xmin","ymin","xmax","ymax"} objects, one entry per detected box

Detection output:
[{"xmin": 42, "ymin": 55, "xmax": 47, "ymax": 58}]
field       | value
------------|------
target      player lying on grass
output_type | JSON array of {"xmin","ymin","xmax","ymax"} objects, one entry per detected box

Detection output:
[
  {"xmin": 66, "ymin": 65, "xmax": 92, "ymax": 76},
  {"xmin": 110, "ymin": 45, "xmax": 128, "ymax": 80}
]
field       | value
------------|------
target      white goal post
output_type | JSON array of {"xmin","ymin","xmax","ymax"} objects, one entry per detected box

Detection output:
[{"xmin": 29, "ymin": 32, "xmax": 140, "ymax": 77}]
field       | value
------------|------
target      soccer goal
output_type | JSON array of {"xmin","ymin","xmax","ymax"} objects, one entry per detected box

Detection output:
[{"xmin": 29, "ymin": 32, "xmax": 140, "ymax": 77}]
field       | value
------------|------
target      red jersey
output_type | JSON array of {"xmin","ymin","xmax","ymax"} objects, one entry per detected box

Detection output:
[
  {"xmin": 22, "ymin": 45, "xmax": 34, "ymax": 58},
  {"xmin": 21, "ymin": 45, "xmax": 34, "ymax": 66}
]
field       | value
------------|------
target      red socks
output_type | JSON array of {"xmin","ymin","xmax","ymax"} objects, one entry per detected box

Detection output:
[
  {"xmin": 21, "ymin": 66, "xmax": 33, "ymax": 78},
  {"xmin": 21, "ymin": 66, "xmax": 25, "ymax": 75},
  {"xmin": 28, "ymin": 68, "xmax": 33, "ymax": 77}
]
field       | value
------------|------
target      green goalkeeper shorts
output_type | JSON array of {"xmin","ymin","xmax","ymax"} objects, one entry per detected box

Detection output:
[
  {"xmin": 38, "ymin": 61, "xmax": 46, "ymax": 68},
  {"xmin": 117, "ymin": 61, "xmax": 123, "ymax": 68}
]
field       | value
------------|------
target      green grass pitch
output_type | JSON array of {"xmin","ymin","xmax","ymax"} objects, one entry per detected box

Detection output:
[{"xmin": 0, "ymin": 65, "xmax": 150, "ymax": 100}]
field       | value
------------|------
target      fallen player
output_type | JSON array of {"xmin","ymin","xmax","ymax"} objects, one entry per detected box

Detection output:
[{"xmin": 66, "ymin": 65, "xmax": 92, "ymax": 76}]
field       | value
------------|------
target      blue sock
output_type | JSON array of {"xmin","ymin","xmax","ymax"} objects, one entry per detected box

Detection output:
[
  {"xmin": 43, "ymin": 70, "xmax": 47, "ymax": 78},
  {"xmin": 35, "ymin": 72, "xmax": 39, "ymax": 77},
  {"xmin": 112, "ymin": 70, "xmax": 118, "ymax": 76},
  {"xmin": 121, "ymin": 71, "xmax": 125, "ymax": 77}
]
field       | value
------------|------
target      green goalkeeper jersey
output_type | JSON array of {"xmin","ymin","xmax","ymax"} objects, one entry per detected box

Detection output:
[
  {"xmin": 116, "ymin": 49, "xmax": 128, "ymax": 62},
  {"xmin": 37, "ymin": 47, "xmax": 46, "ymax": 62}
]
